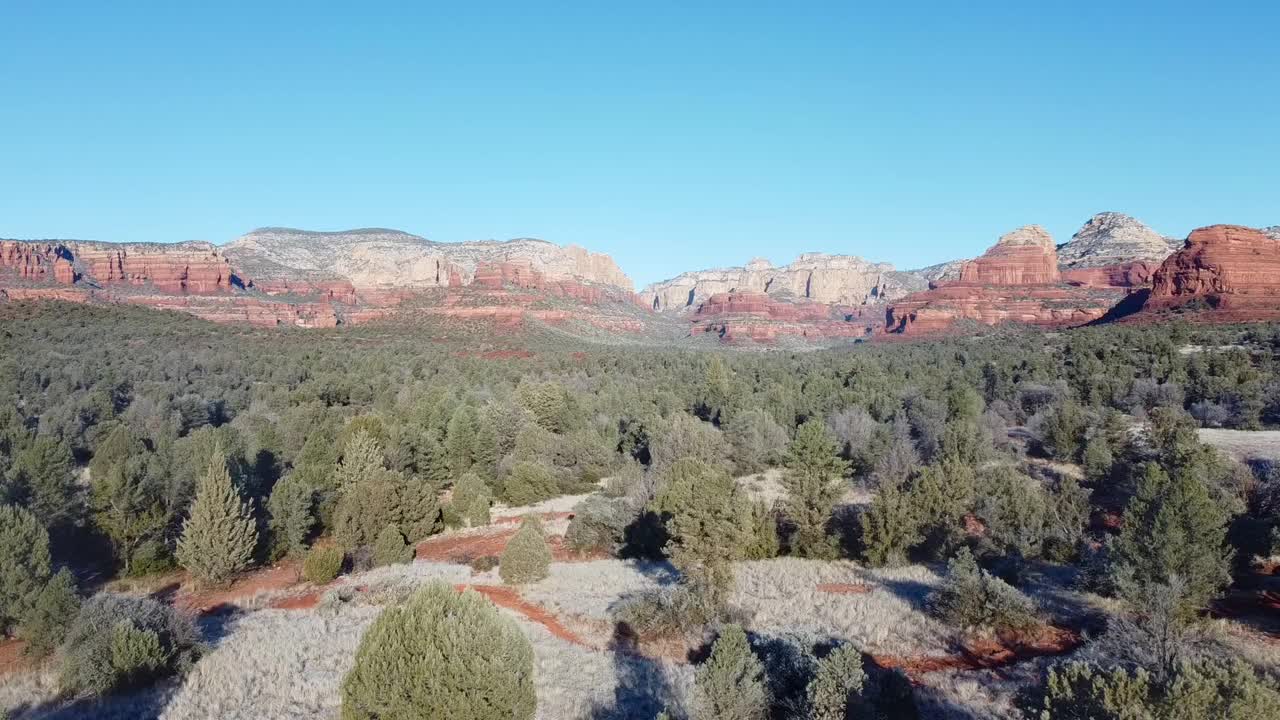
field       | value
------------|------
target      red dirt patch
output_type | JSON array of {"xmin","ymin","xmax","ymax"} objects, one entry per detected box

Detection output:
[
  {"xmin": 174, "ymin": 560, "xmax": 302, "ymax": 614},
  {"xmin": 816, "ymin": 583, "xmax": 874, "ymax": 595},
  {"xmin": 415, "ymin": 526, "xmax": 606, "ymax": 563},
  {"xmin": 0, "ymin": 638, "xmax": 28, "ymax": 676},
  {"xmin": 872, "ymin": 625, "xmax": 1082, "ymax": 681},
  {"xmin": 456, "ymin": 584, "xmax": 592, "ymax": 647}
]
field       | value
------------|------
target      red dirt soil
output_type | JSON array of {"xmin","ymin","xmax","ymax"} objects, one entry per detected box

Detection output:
[
  {"xmin": 455, "ymin": 584, "xmax": 593, "ymax": 647},
  {"xmin": 872, "ymin": 625, "xmax": 1082, "ymax": 681},
  {"xmin": 0, "ymin": 639, "xmax": 27, "ymax": 676},
  {"xmin": 414, "ymin": 526, "xmax": 608, "ymax": 563},
  {"xmin": 174, "ymin": 560, "xmax": 302, "ymax": 613}
]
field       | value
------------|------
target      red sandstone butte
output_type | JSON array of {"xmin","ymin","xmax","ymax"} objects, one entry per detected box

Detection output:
[
  {"xmin": 689, "ymin": 291, "xmax": 874, "ymax": 342},
  {"xmin": 884, "ymin": 225, "xmax": 1125, "ymax": 337},
  {"xmin": 1136, "ymin": 224, "xmax": 1280, "ymax": 321}
]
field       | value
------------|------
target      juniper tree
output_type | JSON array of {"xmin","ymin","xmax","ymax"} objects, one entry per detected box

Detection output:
[
  {"xmin": 372, "ymin": 524, "xmax": 413, "ymax": 567},
  {"xmin": 693, "ymin": 624, "xmax": 768, "ymax": 720},
  {"xmin": 499, "ymin": 516, "xmax": 552, "ymax": 585},
  {"xmin": 20, "ymin": 568, "xmax": 80, "ymax": 658},
  {"xmin": 267, "ymin": 472, "xmax": 316, "ymax": 558},
  {"xmin": 653, "ymin": 458, "xmax": 749, "ymax": 591},
  {"xmin": 175, "ymin": 451, "xmax": 258, "ymax": 586},
  {"xmin": 341, "ymin": 583, "xmax": 535, "ymax": 720},
  {"xmin": 1110, "ymin": 463, "xmax": 1232, "ymax": 616},
  {"xmin": 860, "ymin": 480, "xmax": 921, "ymax": 567},
  {"xmin": 448, "ymin": 472, "xmax": 492, "ymax": 528},
  {"xmin": 926, "ymin": 547, "xmax": 1038, "ymax": 634},
  {"xmin": 335, "ymin": 430, "xmax": 384, "ymax": 494},
  {"xmin": 0, "ymin": 504, "xmax": 52, "ymax": 635},
  {"xmin": 807, "ymin": 644, "xmax": 866, "ymax": 720},
  {"xmin": 782, "ymin": 421, "xmax": 849, "ymax": 558},
  {"xmin": 502, "ymin": 461, "xmax": 559, "ymax": 506},
  {"xmin": 4, "ymin": 436, "xmax": 79, "ymax": 532}
]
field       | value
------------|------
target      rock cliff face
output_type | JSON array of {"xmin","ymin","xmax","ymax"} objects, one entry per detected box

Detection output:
[
  {"xmin": 1134, "ymin": 225, "xmax": 1280, "ymax": 321},
  {"xmin": 685, "ymin": 290, "xmax": 875, "ymax": 343},
  {"xmin": 0, "ymin": 229, "xmax": 644, "ymax": 331},
  {"xmin": 641, "ymin": 254, "xmax": 924, "ymax": 312},
  {"xmin": 958, "ymin": 226, "xmax": 1060, "ymax": 285},
  {"xmin": 223, "ymin": 228, "xmax": 632, "ymax": 292},
  {"xmin": 884, "ymin": 226, "xmax": 1127, "ymax": 336}
]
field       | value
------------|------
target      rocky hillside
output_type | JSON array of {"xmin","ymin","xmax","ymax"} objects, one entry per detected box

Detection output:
[
  {"xmin": 884, "ymin": 225, "xmax": 1132, "ymax": 336},
  {"xmin": 641, "ymin": 254, "xmax": 925, "ymax": 312},
  {"xmin": 224, "ymin": 227, "xmax": 632, "ymax": 291},
  {"xmin": 1057, "ymin": 212, "xmax": 1181, "ymax": 269}
]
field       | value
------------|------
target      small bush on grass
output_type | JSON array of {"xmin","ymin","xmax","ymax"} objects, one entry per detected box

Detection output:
[
  {"xmin": 926, "ymin": 548, "xmax": 1038, "ymax": 635},
  {"xmin": 565, "ymin": 494, "xmax": 634, "ymax": 554},
  {"xmin": 613, "ymin": 579, "xmax": 722, "ymax": 639},
  {"xmin": 372, "ymin": 524, "xmax": 414, "ymax": 567},
  {"xmin": 502, "ymin": 461, "xmax": 560, "ymax": 506},
  {"xmin": 470, "ymin": 555, "xmax": 499, "ymax": 573},
  {"xmin": 302, "ymin": 545, "xmax": 344, "ymax": 584},
  {"xmin": 808, "ymin": 644, "xmax": 866, "ymax": 720},
  {"xmin": 60, "ymin": 593, "xmax": 202, "ymax": 697},
  {"xmin": 341, "ymin": 582, "xmax": 535, "ymax": 720},
  {"xmin": 693, "ymin": 624, "xmax": 768, "ymax": 720},
  {"xmin": 20, "ymin": 568, "xmax": 81, "ymax": 659},
  {"xmin": 499, "ymin": 516, "xmax": 552, "ymax": 585}
]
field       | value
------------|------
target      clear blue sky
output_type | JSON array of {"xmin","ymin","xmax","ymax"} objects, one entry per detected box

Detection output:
[{"xmin": 2, "ymin": 2, "xmax": 1276, "ymax": 287}]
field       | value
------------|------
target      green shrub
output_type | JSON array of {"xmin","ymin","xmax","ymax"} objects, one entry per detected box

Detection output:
[
  {"xmin": 302, "ymin": 545, "xmax": 345, "ymax": 584},
  {"xmin": 0, "ymin": 504, "xmax": 52, "ymax": 635},
  {"xmin": 808, "ymin": 644, "xmax": 866, "ymax": 720},
  {"xmin": 341, "ymin": 582, "xmax": 535, "ymax": 720},
  {"xmin": 927, "ymin": 548, "xmax": 1038, "ymax": 634},
  {"xmin": 740, "ymin": 501, "xmax": 780, "ymax": 560},
  {"xmin": 470, "ymin": 555, "xmax": 499, "ymax": 573},
  {"xmin": 564, "ymin": 494, "xmax": 634, "ymax": 554},
  {"xmin": 449, "ymin": 473, "xmax": 492, "ymax": 529},
  {"xmin": 612, "ymin": 580, "xmax": 720, "ymax": 639},
  {"xmin": 1038, "ymin": 659, "xmax": 1280, "ymax": 719},
  {"xmin": 502, "ymin": 461, "xmax": 560, "ymax": 506},
  {"xmin": 20, "ymin": 568, "xmax": 80, "ymax": 659},
  {"xmin": 499, "ymin": 517, "xmax": 552, "ymax": 585},
  {"xmin": 693, "ymin": 624, "xmax": 768, "ymax": 720},
  {"xmin": 129, "ymin": 539, "xmax": 176, "ymax": 576},
  {"xmin": 372, "ymin": 524, "xmax": 414, "ymax": 567},
  {"xmin": 60, "ymin": 593, "xmax": 202, "ymax": 697}
]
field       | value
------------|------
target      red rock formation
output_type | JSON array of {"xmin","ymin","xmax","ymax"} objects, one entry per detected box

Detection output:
[
  {"xmin": 688, "ymin": 291, "xmax": 875, "ymax": 342},
  {"xmin": 0, "ymin": 242, "xmax": 78, "ymax": 284},
  {"xmin": 1061, "ymin": 261, "xmax": 1158, "ymax": 289},
  {"xmin": 884, "ymin": 226, "xmax": 1125, "ymax": 337},
  {"xmin": 957, "ymin": 226, "xmax": 1060, "ymax": 285},
  {"xmin": 1135, "ymin": 225, "xmax": 1280, "ymax": 321},
  {"xmin": 68, "ymin": 242, "xmax": 237, "ymax": 294}
]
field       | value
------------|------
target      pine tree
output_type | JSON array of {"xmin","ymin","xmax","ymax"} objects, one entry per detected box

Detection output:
[
  {"xmin": 267, "ymin": 472, "xmax": 315, "ymax": 558},
  {"xmin": 1111, "ymin": 463, "xmax": 1232, "ymax": 616},
  {"xmin": 808, "ymin": 644, "xmax": 866, "ymax": 720},
  {"xmin": 0, "ymin": 504, "xmax": 52, "ymax": 634},
  {"xmin": 175, "ymin": 450, "xmax": 258, "ymax": 586},
  {"xmin": 335, "ymin": 430, "xmax": 384, "ymax": 494},
  {"xmin": 861, "ymin": 480, "xmax": 921, "ymax": 567},
  {"xmin": 499, "ymin": 516, "xmax": 552, "ymax": 585},
  {"xmin": 782, "ymin": 421, "xmax": 849, "ymax": 558},
  {"xmin": 5, "ymin": 437, "xmax": 79, "ymax": 532},
  {"xmin": 693, "ymin": 624, "xmax": 768, "ymax": 720},
  {"xmin": 20, "ymin": 568, "xmax": 80, "ymax": 658},
  {"xmin": 449, "ymin": 473, "xmax": 492, "ymax": 528},
  {"xmin": 654, "ymin": 458, "xmax": 749, "ymax": 590}
]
